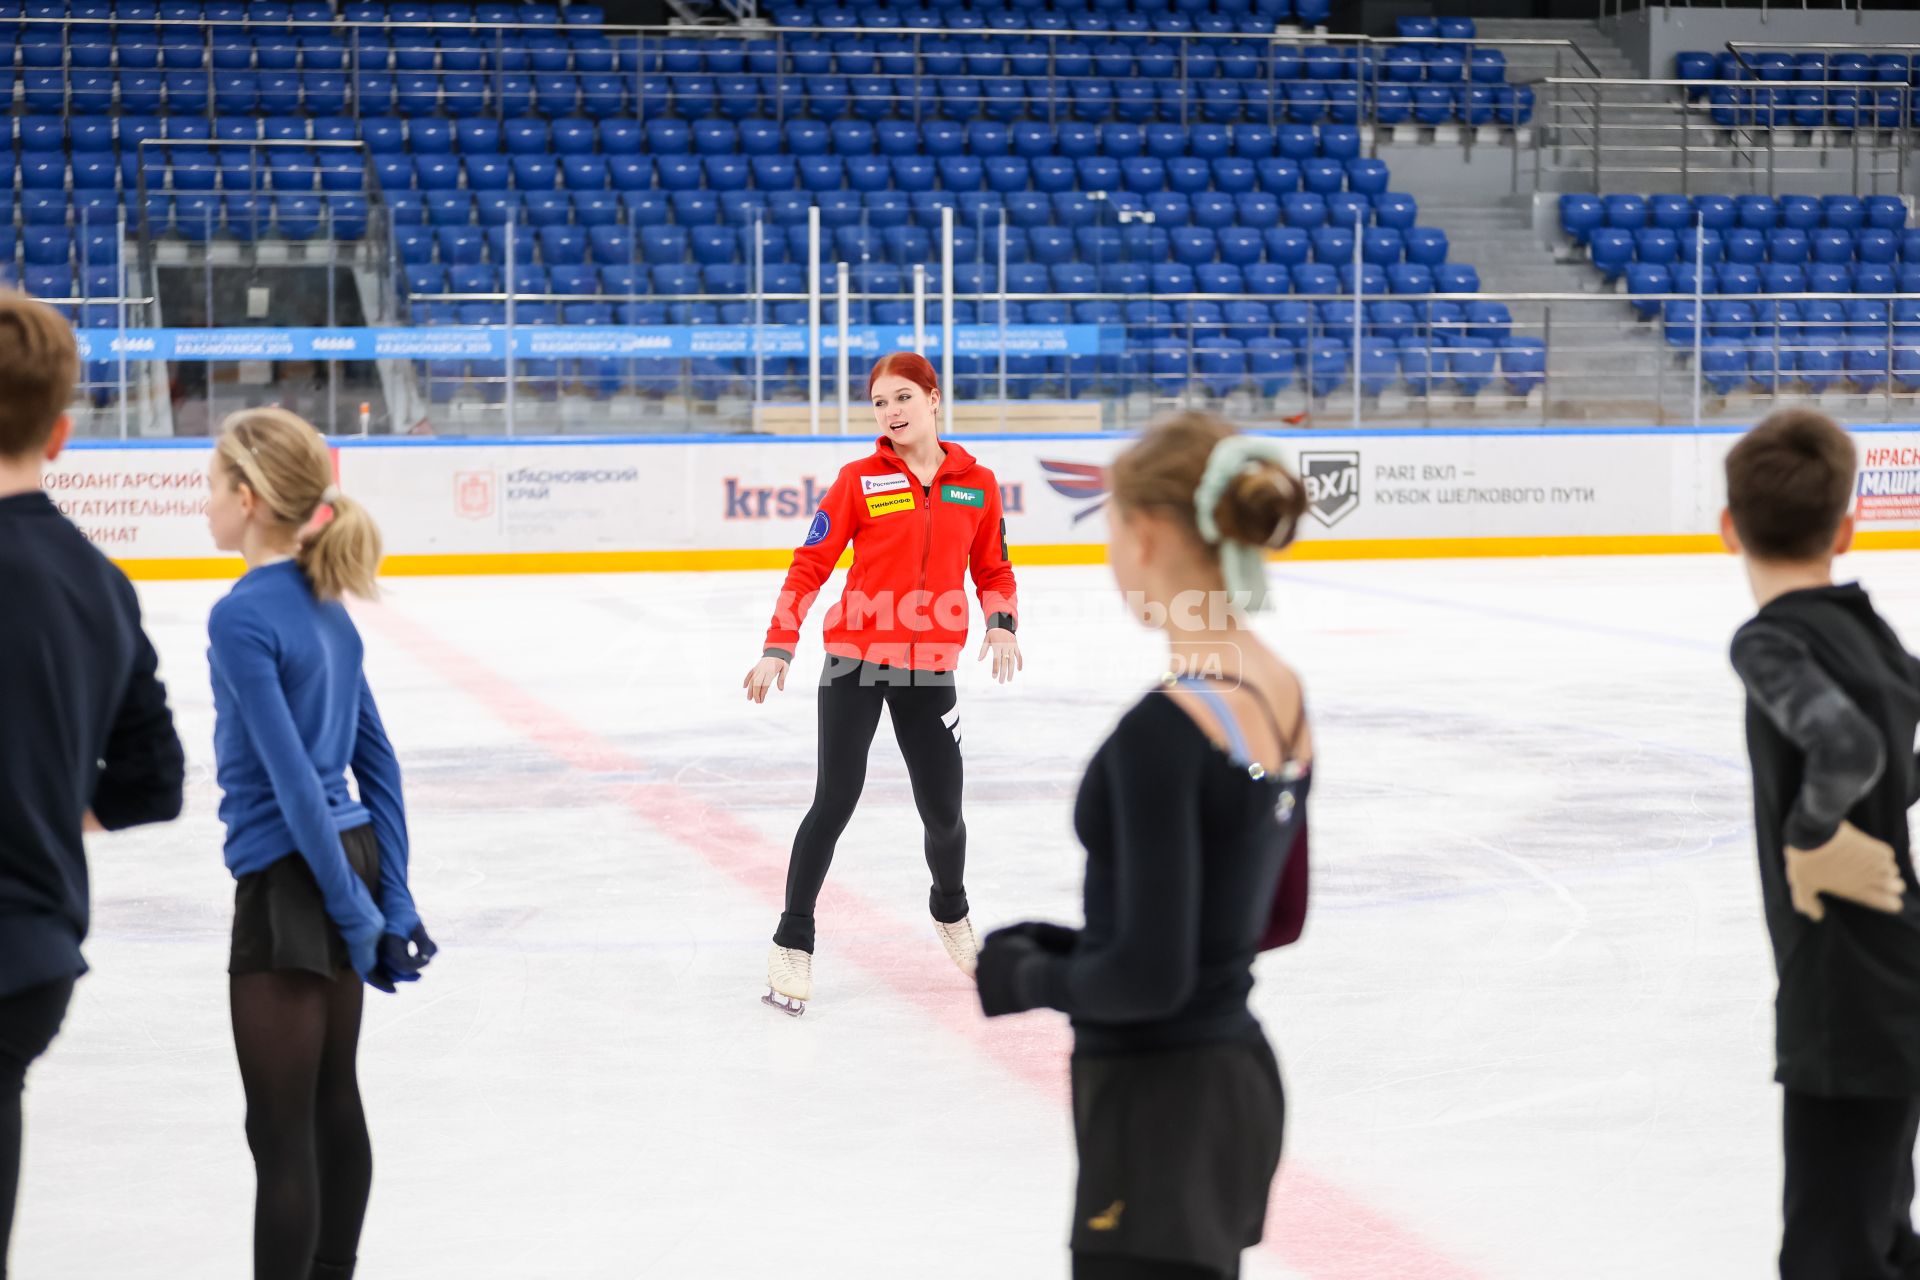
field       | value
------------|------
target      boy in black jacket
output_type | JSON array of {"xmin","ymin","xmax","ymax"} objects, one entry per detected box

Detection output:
[
  {"xmin": 1725, "ymin": 408, "xmax": 1920, "ymax": 1280},
  {"xmin": 0, "ymin": 290, "xmax": 184, "ymax": 1273}
]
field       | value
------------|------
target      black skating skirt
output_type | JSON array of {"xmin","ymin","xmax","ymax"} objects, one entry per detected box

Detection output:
[
  {"xmin": 229, "ymin": 825, "xmax": 380, "ymax": 979},
  {"xmin": 1069, "ymin": 1035, "xmax": 1285, "ymax": 1274}
]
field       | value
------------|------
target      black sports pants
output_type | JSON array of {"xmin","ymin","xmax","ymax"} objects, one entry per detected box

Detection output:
[
  {"xmin": 0, "ymin": 977, "xmax": 74, "ymax": 1280},
  {"xmin": 1781, "ymin": 1089, "xmax": 1920, "ymax": 1280},
  {"xmin": 775, "ymin": 656, "xmax": 967, "ymax": 953}
]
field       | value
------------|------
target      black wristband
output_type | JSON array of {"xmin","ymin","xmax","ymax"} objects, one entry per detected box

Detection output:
[
  {"xmin": 763, "ymin": 647, "xmax": 795, "ymax": 663},
  {"xmin": 986, "ymin": 613, "xmax": 1017, "ymax": 635}
]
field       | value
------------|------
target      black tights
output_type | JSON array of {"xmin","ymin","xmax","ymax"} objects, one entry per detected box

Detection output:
[
  {"xmin": 0, "ymin": 978, "xmax": 73, "ymax": 1280},
  {"xmin": 231, "ymin": 969, "xmax": 370, "ymax": 1280},
  {"xmin": 775, "ymin": 658, "xmax": 968, "ymax": 953},
  {"xmin": 1073, "ymin": 1255, "xmax": 1235, "ymax": 1280}
]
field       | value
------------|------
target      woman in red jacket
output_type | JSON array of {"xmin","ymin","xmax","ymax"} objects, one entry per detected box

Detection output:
[{"xmin": 744, "ymin": 352, "xmax": 1021, "ymax": 1016}]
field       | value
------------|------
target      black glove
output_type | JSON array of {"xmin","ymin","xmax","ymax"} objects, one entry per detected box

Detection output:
[
  {"xmin": 372, "ymin": 924, "xmax": 438, "ymax": 992},
  {"xmin": 994, "ymin": 921, "xmax": 1079, "ymax": 956},
  {"xmin": 976, "ymin": 923, "xmax": 1057, "ymax": 1017}
]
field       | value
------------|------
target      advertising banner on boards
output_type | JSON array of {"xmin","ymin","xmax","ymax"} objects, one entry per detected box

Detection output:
[{"xmin": 56, "ymin": 428, "xmax": 1920, "ymax": 576}]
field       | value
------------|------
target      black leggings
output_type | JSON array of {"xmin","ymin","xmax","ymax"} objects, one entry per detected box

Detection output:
[
  {"xmin": 231, "ymin": 968, "xmax": 371, "ymax": 1280},
  {"xmin": 1781, "ymin": 1089, "xmax": 1920, "ymax": 1280},
  {"xmin": 0, "ymin": 977, "xmax": 74, "ymax": 1280},
  {"xmin": 775, "ymin": 656, "xmax": 967, "ymax": 953},
  {"xmin": 1073, "ymin": 1256, "xmax": 1235, "ymax": 1280}
]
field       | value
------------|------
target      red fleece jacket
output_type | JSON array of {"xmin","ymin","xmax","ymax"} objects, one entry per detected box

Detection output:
[{"xmin": 762, "ymin": 437, "xmax": 1019, "ymax": 673}]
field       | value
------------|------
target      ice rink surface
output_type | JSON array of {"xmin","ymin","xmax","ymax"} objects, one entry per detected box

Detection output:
[{"xmin": 16, "ymin": 551, "xmax": 1920, "ymax": 1279}]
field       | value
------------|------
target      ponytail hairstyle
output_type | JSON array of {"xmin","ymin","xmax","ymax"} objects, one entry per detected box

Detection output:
[
  {"xmin": 1109, "ymin": 413, "xmax": 1308, "ymax": 608},
  {"xmin": 214, "ymin": 407, "xmax": 383, "ymax": 601},
  {"xmin": 1110, "ymin": 412, "xmax": 1306, "ymax": 549}
]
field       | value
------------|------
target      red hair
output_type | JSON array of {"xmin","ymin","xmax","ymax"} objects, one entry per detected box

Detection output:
[{"xmin": 867, "ymin": 351, "xmax": 940, "ymax": 399}]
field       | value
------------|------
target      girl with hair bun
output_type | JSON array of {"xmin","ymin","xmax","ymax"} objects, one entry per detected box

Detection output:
[
  {"xmin": 745, "ymin": 352, "xmax": 1021, "ymax": 1016},
  {"xmin": 975, "ymin": 413, "xmax": 1312, "ymax": 1280},
  {"xmin": 205, "ymin": 407, "xmax": 436, "ymax": 1280}
]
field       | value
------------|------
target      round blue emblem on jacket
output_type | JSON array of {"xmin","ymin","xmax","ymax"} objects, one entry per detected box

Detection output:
[{"xmin": 804, "ymin": 510, "xmax": 831, "ymax": 547}]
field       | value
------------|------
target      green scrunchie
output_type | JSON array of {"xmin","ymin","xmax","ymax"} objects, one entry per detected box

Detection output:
[{"xmin": 1192, "ymin": 435, "xmax": 1297, "ymax": 613}]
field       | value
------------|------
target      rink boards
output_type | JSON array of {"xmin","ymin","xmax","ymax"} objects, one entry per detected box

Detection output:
[{"xmin": 57, "ymin": 426, "xmax": 1920, "ymax": 578}]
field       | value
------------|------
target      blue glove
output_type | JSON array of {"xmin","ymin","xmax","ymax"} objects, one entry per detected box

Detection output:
[{"xmin": 372, "ymin": 923, "xmax": 438, "ymax": 993}]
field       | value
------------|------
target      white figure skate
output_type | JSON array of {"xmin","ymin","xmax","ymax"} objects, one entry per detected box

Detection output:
[
  {"xmin": 764, "ymin": 944, "xmax": 813, "ymax": 1016},
  {"xmin": 935, "ymin": 916, "xmax": 979, "ymax": 977}
]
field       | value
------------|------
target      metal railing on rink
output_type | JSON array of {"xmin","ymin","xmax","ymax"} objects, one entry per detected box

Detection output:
[
  {"xmin": 65, "ymin": 187, "xmax": 1920, "ymax": 435},
  {"xmin": 61, "ymin": 286, "xmax": 1920, "ymax": 438}
]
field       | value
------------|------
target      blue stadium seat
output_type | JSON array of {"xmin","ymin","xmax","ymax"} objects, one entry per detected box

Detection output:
[
  {"xmin": 1560, "ymin": 195, "xmax": 1603, "ymax": 246},
  {"xmin": 1707, "ymin": 300, "xmax": 1754, "ymax": 340},
  {"xmin": 1865, "ymin": 196, "xmax": 1908, "ymax": 231},
  {"xmin": 1807, "ymin": 263, "xmax": 1852, "ymax": 293},
  {"xmin": 1292, "ymin": 263, "xmax": 1337, "ymax": 295},
  {"xmin": 1387, "ymin": 263, "xmax": 1433, "ymax": 296},
  {"xmin": 1311, "ymin": 226, "xmax": 1355, "ymax": 266},
  {"xmin": 1718, "ymin": 263, "xmax": 1760, "ymax": 295},
  {"xmin": 1724, "ymin": 229, "xmax": 1767, "ymax": 265},
  {"xmin": 1647, "ymin": 195, "xmax": 1692, "ymax": 232},
  {"xmin": 1301, "ymin": 159, "xmax": 1345, "ymax": 196},
  {"xmin": 1302, "ymin": 338, "xmax": 1345, "ymax": 397},
  {"xmin": 1736, "ymin": 196, "xmax": 1778, "ymax": 230},
  {"xmin": 1763, "ymin": 264, "xmax": 1808, "ymax": 294},
  {"xmin": 1858, "ymin": 229, "xmax": 1898, "ymax": 264},
  {"xmin": 1778, "ymin": 195, "xmax": 1821, "ymax": 232},
  {"xmin": 1823, "ymin": 196, "xmax": 1865, "ymax": 231},
  {"xmin": 1627, "ymin": 264, "xmax": 1671, "ymax": 319},
  {"xmin": 1283, "ymin": 192, "xmax": 1327, "ymax": 229},
  {"xmin": 1346, "ymin": 159, "xmax": 1388, "ymax": 197},
  {"xmin": 1636, "ymin": 229, "xmax": 1679, "ymax": 266},
  {"xmin": 1768, "ymin": 229, "xmax": 1811, "ymax": 265},
  {"xmin": 1812, "ymin": 229, "xmax": 1854, "ymax": 264},
  {"xmin": 1404, "ymin": 227, "xmax": 1448, "ymax": 268},
  {"xmin": 1854, "ymin": 262, "xmax": 1895, "ymax": 294},
  {"xmin": 1448, "ymin": 340, "xmax": 1495, "ymax": 396}
]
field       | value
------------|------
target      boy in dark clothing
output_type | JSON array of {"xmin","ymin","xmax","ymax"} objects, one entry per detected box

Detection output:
[
  {"xmin": 0, "ymin": 290, "xmax": 184, "ymax": 1274},
  {"xmin": 1725, "ymin": 408, "xmax": 1920, "ymax": 1280}
]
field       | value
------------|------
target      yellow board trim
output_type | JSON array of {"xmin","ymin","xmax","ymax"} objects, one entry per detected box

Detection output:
[
  {"xmin": 113, "ymin": 557, "xmax": 247, "ymax": 581},
  {"xmin": 109, "ymin": 531, "xmax": 1920, "ymax": 580}
]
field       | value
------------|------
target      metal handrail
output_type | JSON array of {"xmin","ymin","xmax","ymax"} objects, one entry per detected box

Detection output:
[
  {"xmin": 394, "ymin": 289, "xmax": 1920, "ymax": 306},
  {"xmin": 1540, "ymin": 73, "xmax": 1908, "ymax": 89},
  {"xmin": 1601, "ymin": 0, "xmax": 1866, "ymax": 18},
  {"xmin": 1724, "ymin": 40, "xmax": 1920, "ymax": 85},
  {"xmin": 13, "ymin": 13, "xmax": 1582, "ymax": 142},
  {"xmin": 6, "ymin": 10, "xmax": 1605, "ymax": 64},
  {"xmin": 1728, "ymin": 40, "xmax": 1920, "ymax": 56},
  {"xmin": 1536, "ymin": 73, "xmax": 1911, "ymax": 195}
]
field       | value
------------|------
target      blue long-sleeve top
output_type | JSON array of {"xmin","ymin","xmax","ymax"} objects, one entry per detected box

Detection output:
[{"xmin": 208, "ymin": 561, "xmax": 419, "ymax": 960}]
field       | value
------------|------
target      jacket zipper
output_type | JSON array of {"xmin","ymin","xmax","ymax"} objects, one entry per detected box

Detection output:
[
  {"xmin": 881, "ymin": 443, "xmax": 950, "ymax": 665},
  {"xmin": 918, "ymin": 453, "xmax": 948, "ymax": 600}
]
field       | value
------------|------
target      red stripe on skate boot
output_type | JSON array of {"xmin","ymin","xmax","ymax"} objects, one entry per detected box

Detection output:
[{"xmin": 358, "ymin": 598, "xmax": 1483, "ymax": 1280}]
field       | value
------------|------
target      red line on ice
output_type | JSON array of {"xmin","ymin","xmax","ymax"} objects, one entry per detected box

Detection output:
[{"xmin": 360, "ymin": 598, "xmax": 1482, "ymax": 1280}]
